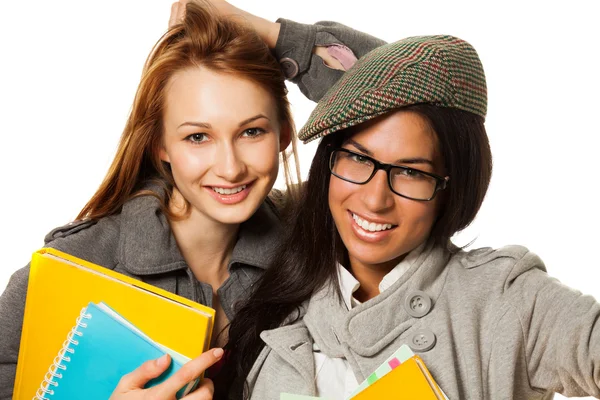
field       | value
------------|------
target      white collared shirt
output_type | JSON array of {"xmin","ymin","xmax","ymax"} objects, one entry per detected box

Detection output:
[{"xmin": 313, "ymin": 242, "xmax": 426, "ymax": 399}]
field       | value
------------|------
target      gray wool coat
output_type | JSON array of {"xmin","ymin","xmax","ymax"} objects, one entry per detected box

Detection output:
[
  {"xmin": 0, "ymin": 19, "xmax": 385, "ymax": 400},
  {"xmin": 247, "ymin": 242, "xmax": 600, "ymax": 399},
  {"xmin": 0, "ymin": 191, "xmax": 283, "ymax": 399}
]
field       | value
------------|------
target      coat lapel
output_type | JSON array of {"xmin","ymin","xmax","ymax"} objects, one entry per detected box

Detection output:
[{"xmin": 257, "ymin": 321, "xmax": 317, "ymax": 392}]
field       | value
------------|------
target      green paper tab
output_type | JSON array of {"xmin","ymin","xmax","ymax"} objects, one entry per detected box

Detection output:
[{"xmin": 347, "ymin": 344, "xmax": 415, "ymax": 399}]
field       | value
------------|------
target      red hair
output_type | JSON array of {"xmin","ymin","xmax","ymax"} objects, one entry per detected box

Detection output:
[{"xmin": 77, "ymin": 0, "xmax": 298, "ymax": 221}]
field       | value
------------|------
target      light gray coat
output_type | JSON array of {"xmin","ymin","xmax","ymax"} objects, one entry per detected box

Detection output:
[{"xmin": 247, "ymin": 242, "xmax": 600, "ymax": 399}]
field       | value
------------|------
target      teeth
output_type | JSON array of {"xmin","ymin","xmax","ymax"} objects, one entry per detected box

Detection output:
[
  {"xmin": 213, "ymin": 185, "xmax": 247, "ymax": 195},
  {"xmin": 352, "ymin": 213, "xmax": 393, "ymax": 232}
]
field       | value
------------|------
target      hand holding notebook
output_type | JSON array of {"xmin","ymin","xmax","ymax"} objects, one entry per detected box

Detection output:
[
  {"xmin": 39, "ymin": 301, "xmax": 222, "ymax": 399},
  {"xmin": 110, "ymin": 347, "xmax": 224, "ymax": 400}
]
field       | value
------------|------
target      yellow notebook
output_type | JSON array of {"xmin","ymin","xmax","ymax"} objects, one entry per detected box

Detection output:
[
  {"xmin": 352, "ymin": 355, "xmax": 445, "ymax": 399},
  {"xmin": 13, "ymin": 248, "xmax": 215, "ymax": 400}
]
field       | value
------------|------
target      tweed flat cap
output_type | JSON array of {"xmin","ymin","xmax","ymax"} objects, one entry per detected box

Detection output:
[{"xmin": 298, "ymin": 35, "xmax": 487, "ymax": 143}]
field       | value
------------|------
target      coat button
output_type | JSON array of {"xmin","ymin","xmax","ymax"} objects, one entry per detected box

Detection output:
[
  {"xmin": 404, "ymin": 290, "xmax": 432, "ymax": 318},
  {"xmin": 280, "ymin": 57, "xmax": 299, "ymax": 79},
  {"xmin": 409, "ymin": 329, "xmax": 436, "ymax": 352}
]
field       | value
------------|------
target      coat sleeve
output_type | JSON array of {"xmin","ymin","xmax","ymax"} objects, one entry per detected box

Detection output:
[
  {"xmin": 0, "ymin": 265, "xmax": 29, "ymax": 400},
  {"xmin": 0, "ymin": 218, "xmax": 118, "ymax": 399},
  {"xmin": 273, "ymin": 18, "xmax": 387, "ymax": 102},
  {"xmin": 505, "ymin": 251, "xmax": 600, "ymax": 396}
]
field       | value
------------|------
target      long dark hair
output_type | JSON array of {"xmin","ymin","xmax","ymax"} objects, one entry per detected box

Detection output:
[{"xmin": 219, "ymin": 104, "xmax": 492, "ymax": 398}]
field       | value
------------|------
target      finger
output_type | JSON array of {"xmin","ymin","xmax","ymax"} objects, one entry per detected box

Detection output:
[
  {"xmin": 114, "ymin": 354, "xmax": 171, "ymax": 391},
  {"xmin": 177, "ymin": 0, "xmax": 189, "ymax": 23},
  {"xmin": 182, "ymin": 378, "xmax": 214, "ymax": 399},
  {"xmin": 169, "ymin": 2, "xmax": 180, "ymax": 28},
  {"xmin": 153, "ymin": 348, "xmax": 224, "ymax": 397}
]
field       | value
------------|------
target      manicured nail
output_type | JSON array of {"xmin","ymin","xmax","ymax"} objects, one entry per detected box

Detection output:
[
  {"xmin": 157, "ymin": 354, "xmax": 169, "ymax": 368},
  {"xmin": 213, "ymin": 348, "xmax": 224, "ymax": 358}
]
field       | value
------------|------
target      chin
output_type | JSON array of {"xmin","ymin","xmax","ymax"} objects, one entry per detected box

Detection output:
[
  {"xmin": 344, "ymin": 237, "xmax": 414, "ymax": 269},
  {"xmin": 350, "ymin": 252, "xmax": 402, "ymax": 268},
  {"xmin": 212, "ymin": 202, "xmax": 263, "ymax": 225},
  {"xmin": 214, "ymin": 216, "xmax": 252, "ymax": 225},
  {"xmin": 211, "ymin": 210, "xmax": 255, "ymax": 225}
]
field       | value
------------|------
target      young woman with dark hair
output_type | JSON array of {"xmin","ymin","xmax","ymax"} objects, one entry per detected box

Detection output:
[{"xmin": 222, "ymin": 35, "xmax": 600, "ymax": 399}]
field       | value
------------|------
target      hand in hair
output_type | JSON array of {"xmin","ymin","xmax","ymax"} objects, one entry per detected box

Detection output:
[
  {"xmin": 168, "ymin": 0, "xmax": 281, "ymax": 48},
  {"xmin": 168, "ymin": 1, "xmax": 345, "ymax": 71},
  {"xmin": 110, "ymin": 348, "xmax": 224, "ymax": 399}
]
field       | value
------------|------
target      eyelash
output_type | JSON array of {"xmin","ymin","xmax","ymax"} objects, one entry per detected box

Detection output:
[
  {"xmin": 241, "ymin": 127, "xmax": 267, "ymax": 138},
  {"xmin": 184, "ymin": 127, "xmax": 267, "ymax": 145},
  {"xmin": 185, "ymin": 133, "xmax": 208, "ymax": 145}
]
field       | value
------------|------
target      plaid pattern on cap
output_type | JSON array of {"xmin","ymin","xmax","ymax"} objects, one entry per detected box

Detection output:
[{"xmin": 298, "ymin": 35, "xmax": 487, "ymax": 143}]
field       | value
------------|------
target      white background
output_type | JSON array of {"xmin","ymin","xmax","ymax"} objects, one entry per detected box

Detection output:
[{"xmin": 0, "ymin": 1, "xmax": 598, "ymax": 397}]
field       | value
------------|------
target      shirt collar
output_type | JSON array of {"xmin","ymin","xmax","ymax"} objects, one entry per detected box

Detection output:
[
  {"xmin": 379, "ymin": 241, "xmax": 426, "ymax": 292},
  {"xmin": 337, "ymin": 264, "xmax": 361, "ymax": 310},
  {"xmin": 336, "ymin": 241, "xmax": 427, "ymax": 310}
]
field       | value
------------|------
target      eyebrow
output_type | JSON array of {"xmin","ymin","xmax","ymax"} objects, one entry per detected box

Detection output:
[
  {"xmin": 178, "ymin": 114, "xmax": 270, "ymax": 129},
  {"xmin": 346, "ymin": 139, "xmax": 435, "ymax": 167}
]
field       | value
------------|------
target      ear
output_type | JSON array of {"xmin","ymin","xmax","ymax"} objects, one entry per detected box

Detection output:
[
  {"xmin": 159, "ymin": 146, "xmax": 170, "ymax": 163},
  {"xmin": 279, "ymin": 122, "xmax": 292, "ymax": 152}
]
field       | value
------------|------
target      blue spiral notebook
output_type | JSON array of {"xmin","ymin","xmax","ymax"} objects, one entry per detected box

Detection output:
[{"xmin": 38, "ymin": 302, "xmax": 198, "ymax": 399}]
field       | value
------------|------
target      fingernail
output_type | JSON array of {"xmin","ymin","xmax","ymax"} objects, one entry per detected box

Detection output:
[
  {"xmin": 157, "ymin": 354, "xmax": 169, "ymax": 368},
  {"xmin": 213, "ymin": 348, "xmax": 224, "ymax": 358}
]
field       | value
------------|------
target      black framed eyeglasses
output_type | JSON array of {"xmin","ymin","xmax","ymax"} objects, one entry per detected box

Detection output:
[{"xmin": 329, "ymin": 148, "xmax": 449, "ymax": 201}]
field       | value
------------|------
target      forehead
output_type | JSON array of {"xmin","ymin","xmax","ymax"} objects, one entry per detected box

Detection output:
[
  {"xmin": 163, "ymin": 66, "xmax": 278, "ymax": 125},
  {"xmin": 345, "ymin": 110, "xmax": 440, "ymax": 161}
]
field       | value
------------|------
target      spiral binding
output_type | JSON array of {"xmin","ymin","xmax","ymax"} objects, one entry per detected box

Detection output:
[{"xmin": 33, "ymin": 307, "xmax": 92, "ymax": 400}]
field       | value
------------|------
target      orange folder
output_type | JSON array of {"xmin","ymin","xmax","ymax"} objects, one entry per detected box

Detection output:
[
  {"xmin": 352, "ymin": 355, "xmax": 445, "ymax": 399},
  {"xmin": 13, "ymin": 248, "xmax": 215, "ymax": 400}
]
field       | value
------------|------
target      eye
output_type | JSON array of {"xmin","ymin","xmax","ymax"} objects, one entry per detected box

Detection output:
[
  {"xmin": 348, "ymin": 153, "xmax": 372, "ymax": 164},
  {"xmin": 397, "ymin": 167, "xmax": 426, "ymax": 179},
  {"xmin": 185, "ymin": 133, "xmax": 209, "ymax": 144},
  {"xmin": 241, "ymin": 127, "xmax": 266, "ymax": 138}
]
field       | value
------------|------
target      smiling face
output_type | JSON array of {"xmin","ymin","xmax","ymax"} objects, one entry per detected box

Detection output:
[
  {"xmin": 328, "ymin": 110, "xmax": 445, "ymax": 273},
  {"xmin": 160, "ymin": 67, "xmax": 290, "ymax": 225}
]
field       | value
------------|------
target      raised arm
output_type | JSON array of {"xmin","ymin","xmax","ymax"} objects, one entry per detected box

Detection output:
[
  {"xmin": 169, "ymin": 1, "xmax": 387, "ymax": 101},
  {"xmin": 273, "ymin": 18, "xmax": 386, "ymax": 101}
]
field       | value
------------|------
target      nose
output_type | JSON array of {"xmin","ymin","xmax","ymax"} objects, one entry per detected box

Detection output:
[
  {"xmin": 212, "ymin": 141, "xmax": 247, "ymax": 182},
  {"xmin": 360, "ymin": 169, "xmax": 395, "ymax": 212}
]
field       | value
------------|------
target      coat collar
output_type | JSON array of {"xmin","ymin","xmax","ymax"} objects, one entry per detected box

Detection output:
[
  {"xmin": 304, "ymin": 239, "xmax": 452, "ymax": 358},
  {"xmin": 117, "ymin": 186, "xmax": 284, "ymax": 276},
  {"xmin": 258, "ymin": 319, "xmax": 317, "ymax": 390}
]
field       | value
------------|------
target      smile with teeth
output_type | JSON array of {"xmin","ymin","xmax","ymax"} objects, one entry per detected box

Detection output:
[
  {"xmin": 212, "ymin": 184, "xmax": 247, "ymax": 195},
  {"xmin": 352, "ymin": 213, "xmax": 395, "ymax": 232}
]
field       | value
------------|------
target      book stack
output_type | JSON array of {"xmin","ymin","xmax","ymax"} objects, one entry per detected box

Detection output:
[{"xmin": 13, "ymin": 248, "xmax": 215, "ymax": 400}]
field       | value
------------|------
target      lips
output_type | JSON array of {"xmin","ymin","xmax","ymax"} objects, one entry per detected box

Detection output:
[
  {"xmin": 205, "ymin": 181, "xmax": 255, "ymax": 205},
  {"xmin": 346, "ymin": 211, "xmax": 397, "ymax": 243}
]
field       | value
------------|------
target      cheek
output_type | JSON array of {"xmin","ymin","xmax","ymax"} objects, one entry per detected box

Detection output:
[
  {"xmin": 398, "ymin": 198, "xmax": 439, "ymax": 233},
  {"xmin": 242, "ymin": 138, "xmax": 280, "ymax": 175},
  {"xmin": 328, "ymin": 177, "xmax": 355, "ymax": 216},
  {"xmin": 168, "ymin": 146, "xmax": 210, "ymax": 180}
]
